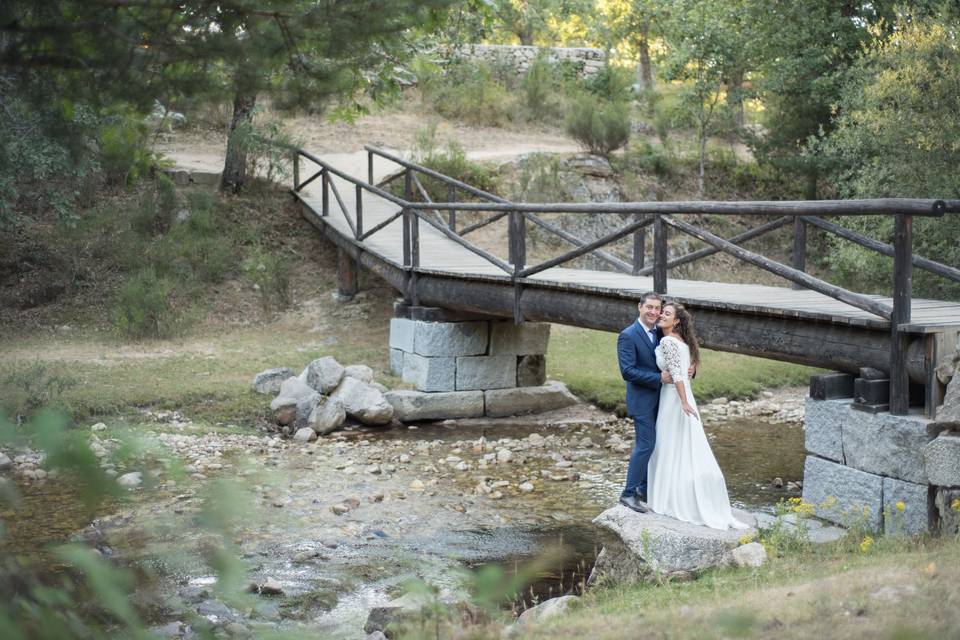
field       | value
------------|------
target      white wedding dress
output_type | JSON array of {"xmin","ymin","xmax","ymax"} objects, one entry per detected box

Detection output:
[{"xmin": 648, "ymin": 336, "xmax": 749, "ymax": 530}]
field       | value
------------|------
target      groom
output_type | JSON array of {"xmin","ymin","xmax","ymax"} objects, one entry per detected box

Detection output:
[{"xmin": 617, "ymin": 292, "xmax": 672, "ymax": 514}]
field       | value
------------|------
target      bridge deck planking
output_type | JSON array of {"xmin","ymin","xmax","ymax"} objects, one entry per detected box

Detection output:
[{"xmin": 299, "ymin": 172, "xmax": 960, "ymax": 332}]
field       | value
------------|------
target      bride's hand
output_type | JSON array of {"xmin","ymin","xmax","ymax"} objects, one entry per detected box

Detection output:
[{"xmin": 682, "ymin": 403, "xmax": 699, "ymax": 420}]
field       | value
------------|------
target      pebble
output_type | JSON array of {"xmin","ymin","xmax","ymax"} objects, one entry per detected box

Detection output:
[
  {"xmin": 496, "ymin": 449, "xmax": 513, "ymax": 463},
  {"xmin": 519, "ymin": 482, "xmax": 535, "ymax": 493},
  {"xmin": 117, "ymin": 472, "xmax": 142, "ymax": 489}
]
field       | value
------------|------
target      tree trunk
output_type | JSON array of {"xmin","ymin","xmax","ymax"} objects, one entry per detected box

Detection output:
[
  {"xmin": 220, "ymin": 91, "xmax": 257, "ymax": 193},
  {"xmin": 638, "ymin": 25, "xmax": 653, "ymax": 91},
  {"xmin": 726, "ymin": 69, "xmax": 745, "ymax": 128},
  {"xmin": 698, "ymin": 123, "xmax": 707, "ymax": 198},
  {"xmin": 805, "ymin": 167, "xmax": 819, "ymax": 200}
]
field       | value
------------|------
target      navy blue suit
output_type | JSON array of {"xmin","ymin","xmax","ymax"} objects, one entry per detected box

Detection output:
[{"xmin": 617, "ymin": 319, "xmax": 662, "ymax": 498}]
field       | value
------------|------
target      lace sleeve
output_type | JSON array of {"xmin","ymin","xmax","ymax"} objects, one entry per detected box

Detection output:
[{"xmin": 661, "ymin": 337, "xmax": 687, "ymax": 381}]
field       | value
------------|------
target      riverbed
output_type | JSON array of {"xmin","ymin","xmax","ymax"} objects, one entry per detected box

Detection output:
[{"xmin": 1, "ymin": 389, "xmax": 806, "ymax": 638}]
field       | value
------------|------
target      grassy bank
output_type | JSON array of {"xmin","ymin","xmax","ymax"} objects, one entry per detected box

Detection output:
[
  {"xmin": 508, "ymin": 532, "xmax": 960, "ymax": 640},
  {"xmin": 547, "ymin": 324, "xmax": 819, "ymax": 414}
]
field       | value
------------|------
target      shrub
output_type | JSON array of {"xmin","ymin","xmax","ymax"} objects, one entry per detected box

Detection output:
[
  {"xmin": 565, "ymin": 93, "xmax": 631, "ymax": 157},
  {"xmin": 112, "ymin": 268, "xmax": 183, "ymax": 339},
  {"xmin": 98, "ymin": 114, "xmax": 158, "ymax": 186},
  {"xmin": 522, "ymin": 57, "xmax": 563, "ymax": 122},
  {"xmin": 583, "ymin": 64, "xmax": 634, "ymax": 103},
  {"xmin": 418, "ymin": 60, "xmax": 517, "ymax": 128},
  {"xmin": 410, "ymin": 123, "xmax": 499, "ymax": 195},
  {"xmin": 231, "ymin": 116, "xmax": 300, "ymax": 183},
  {"xmin": 242, "ymin": 246, "xmax": 293, "ymax": 312},
  {"xmin": 2, "ymin": 362, "xmax": 78, "ymax": 420}
]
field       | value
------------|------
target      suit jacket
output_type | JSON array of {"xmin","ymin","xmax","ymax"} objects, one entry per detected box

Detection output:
[{"xmin": 618, "ymin": 320, "xmax": 662, "ymax": 420}]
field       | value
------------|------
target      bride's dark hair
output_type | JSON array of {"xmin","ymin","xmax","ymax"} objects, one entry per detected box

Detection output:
[{"xmin": 663, "ymin": 302, "xmax": 700, "ymax": 367}]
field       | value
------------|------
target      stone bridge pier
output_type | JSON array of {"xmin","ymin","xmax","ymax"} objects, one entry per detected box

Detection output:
[
  {"xmin": 386, "ymin": 303, "xmax": 577, "ymax": 421},
  {"xmin": 803, "ymin": 372, "xmax": 960, "ymax": 536}
]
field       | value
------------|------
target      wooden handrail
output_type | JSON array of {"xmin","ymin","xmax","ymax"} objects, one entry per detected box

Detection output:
[
  {"xmin": 524, "ymin": 212, "xmax": 634, "ymax": 274},
  {"xmin": 805, "ymin": 216, "xmax": 960, "ymax": 283},
  {"xmin": 636, "ymin": 216, "xmax": 792, "ymax": 276},
  {"xmin": 403, "ymin": 198, "xmax": 947, "ymax": 216},
  {"xmin": 365, "ymin": 146, "xmax": 505, "ymax": 205},
  {"xmin": 662, "ymin": 215, "xmax": 893, "ymax": 319},
  {"xmin": 412, "ymin": 209, "xmax": 513, "ymax": 274},
  {"xmin": 518, "ymin": 216, "xmax": 654, "ymax": 278}
]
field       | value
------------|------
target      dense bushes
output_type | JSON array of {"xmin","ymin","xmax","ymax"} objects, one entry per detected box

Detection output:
[{"xmin": 564, "ymin": 93, "xmax": 631, "ymax": 157}]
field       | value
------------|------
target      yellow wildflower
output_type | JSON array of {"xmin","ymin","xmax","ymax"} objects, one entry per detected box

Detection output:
[
  {"xmin": 895, "ymin": 501, "xmax": 906, "ymax": 512},
  {"xmin": 739, "ymin": 533, "xmax": 756, "ymax": 545},
  {"xmin": 820, "ymin": 495, "xmax": 838, "ymax": 509},
  {"xmin": 951, "ymin": 498, "xmax": 960, "ymax": 513},
  {"xmin": 859, "ymin": 536, "xmax": 874, "ymax": 553}
]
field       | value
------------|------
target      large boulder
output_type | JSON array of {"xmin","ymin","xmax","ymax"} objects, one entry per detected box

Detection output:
[
  {"xmin": 271, "ymin": 377, "xmax": 321, "ymax": 429},
  {"xmin": 308, "ymin": 397, "xmax": 347, "ymax": 435},
  {"xmin": 935, "ymin": 373, "xmax": 960, "ymax": 427},
  {"xmin": 515, "ymin": 595, "xmax": 578, "ymax": 625},
  {"xmin": 344, "ymin": 364, "xmax": 375, "ymax": 383},
  {"xmin": 301, "ymin": 356, "xmax": 345, "ymax": 394},
  {"xmin": 330, "ymin": 377, "xmax": 394, "ymax": 425},
  {"xmin": 251, "ymin": 368, "xmax": 294, "ymax": 395},
  {"xmin": 589, "ymin": 505, "xmax": 756, "ymax": 585}
]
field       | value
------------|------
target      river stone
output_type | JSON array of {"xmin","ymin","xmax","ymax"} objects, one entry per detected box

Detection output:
[
  {"xmin": 385, "ymin": 390, "xmax": 484, "ymax": 421},
  {"xmin": 251, "ymin": 368, "xmax": 294, "ymax": 395},
  {"xmin": 589, "ymin": 505, "xmax": 756, "ymax": 585},
  {"xmin": 197, "ymin": 599, "xmax": 235, "ymax": 622},
  {"xmin": 923, "ymin": 432, "xmax": 960, "ymax": 486},
  {"xmin": 516, "ymin": 595, "xmax": 579, "ymax": 625},
  {"xmin": 489, "ymin": 321, "xmax": 550, "ymax": 356},
  {"xmin": 729, "ymin": 542, "xmax": 767, "ymax": 568},
  {"xmin": 330, "ymin": 377, "xmax": 394, "ymax": 425},
  {"xmin": 117, "ymin": 472, "xmax": 142, "ymax": 489},
  {"xmin": 838, "ymin": 401, "xmax": 934, "ymax": 483},
  {"xmin": 882, "ymin": 477, "xmax": 932, "ymax": 535},
  {"xmin": 271, "ymin": 377, "xmax": 321, "ymax": 428},
  {"xmin": 484, "ymin": 382, "xmax": 578, "ymax": 417},
  {"xmin": 935, "ymin": 374, "xmax": 960, "ymax": 427},
  {"xmin": 802, "ymin": 455, "xmax": 883, "ymax": 530},
  {"xmin": 344, "ymin": 364, "xmax": 375, "ymax": 383},
  {"xmin": 293, "ymin": 427, "xmax": 316, "ymax": 443},
  {"xmin": 456, "ymin": 355, "xmax": 516, "ymax": 390},
  {"xmin": 402, "ymin": 352, "xmax": 456, "ymax": 392},
  {"xmin": 804, "ymin": 398, "xmax": 843, "ymax": 463},
  {"xmin": 308, "ymin": 396, "xmax": 346, "ymax": 435},
  {"xmin": 0, "ymin": 453, "xmax": 11, "ymax": 471},
  {"xmin": 301, "ymin": 356, "xmax": 345, "ymax": 393},
  {"xmin": 413, "ymin": 320, "xmax": 488, "ymax": 357}
]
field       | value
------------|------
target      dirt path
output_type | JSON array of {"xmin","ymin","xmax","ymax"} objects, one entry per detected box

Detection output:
[{"xmin": 155, "ymin": 107, "xmax": 581, "ymax": 176}]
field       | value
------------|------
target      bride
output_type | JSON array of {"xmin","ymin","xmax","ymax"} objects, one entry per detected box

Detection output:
[{"xmin": 647, "ymin": 302, "xmax": 748, "ymax": 530}]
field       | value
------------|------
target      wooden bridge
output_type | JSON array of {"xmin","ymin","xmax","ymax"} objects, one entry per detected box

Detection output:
[{"xmin": 290, "ymin": 146, "xmax": 960, "ymax": 418}]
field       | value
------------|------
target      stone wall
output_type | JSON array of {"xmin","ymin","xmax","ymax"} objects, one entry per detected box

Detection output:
[
  {"xmin": 450, "ymin": 44, "xmax": 606, "ymax": 78},
  {"xmin": 802, "ymin": 397, "xmax": 960, "ymax": 535}
]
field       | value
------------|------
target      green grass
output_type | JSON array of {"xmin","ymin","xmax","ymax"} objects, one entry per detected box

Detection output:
[
  {"xmin": 508, "ymin": 533, "xmax": 960, "ymax": 640},
  {"xmin": 0, "ymin": 321, "xmax": 399, "ymax": 424},
  {"xmin": 547, "ymin": 325, "xmax": 820, "ymax": 414}
]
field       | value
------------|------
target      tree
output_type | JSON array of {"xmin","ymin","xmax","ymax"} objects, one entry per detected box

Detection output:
[
  {"xmin": 1, "ymin": 0, "xmax": 453, "ymax": 193},
  {"xmin": 657, "ymin": 0, "xmax": 749, "ymax": 197},
  {"xmin": 816, "ymin": 14, "xmax": 960, "ymax": 299},
  {"xmin": 597, "ymin": 0, "xmax": 670, "ymax": 105}
]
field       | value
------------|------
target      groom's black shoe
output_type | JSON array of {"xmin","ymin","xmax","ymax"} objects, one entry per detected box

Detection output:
[{"xmin": 619, "ymin": 493, "xmax": 650, "ymax": 513}]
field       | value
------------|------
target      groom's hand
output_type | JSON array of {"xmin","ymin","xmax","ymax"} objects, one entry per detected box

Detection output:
[{"xmin": 660, "ymin": 371, "xmax": 673, "ymax": 384}]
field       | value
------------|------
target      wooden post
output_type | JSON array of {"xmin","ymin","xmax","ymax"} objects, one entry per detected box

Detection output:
[
  {"xmin": 321, "ymin": 170, "xmax": 329, "ymax": 217},
  {"xmin": 448, "ymin": 183, "xmax": 456, "ymax": 232},
  {"xmin": 890, "ymin": 213, "xmax": 913, "ymax": 415},
  {"xmin": 293, "ymin": 153, "xmax": 300, "ymax": 191},
  {"xmin": 368, "ymin": 150, "xmax": 374, "ymax": 185},
  {"xmin": 355, "ymin": 184, "xmax": 363, "ymax": 239},
  {"xmin": 653, "ymin": 214, "xmax": 667, "ymax": 293},
  {"xmin": 791, "ymin": 216, "xmax": 807, "ymax": 290},
  {"xmin": 509, "ymin": 211, "xmax": 526, "ymax": 323},
  {"xmin": 633, "ymin": 214, "xmax": 646, "ymax": 274},
  {"xmin": 336, "ymin": 247, "xmax": 358, "ymax": 300}
]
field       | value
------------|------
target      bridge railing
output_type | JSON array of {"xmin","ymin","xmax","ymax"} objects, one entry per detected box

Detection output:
[{"xmin": 295, "ymin": 146, "xmax": 958, "ymax": 415}]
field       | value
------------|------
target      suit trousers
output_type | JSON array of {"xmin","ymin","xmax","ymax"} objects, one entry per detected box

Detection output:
[{"xmin": 621, "ymin": 414, "xmax": 656, "ymax": 499}]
